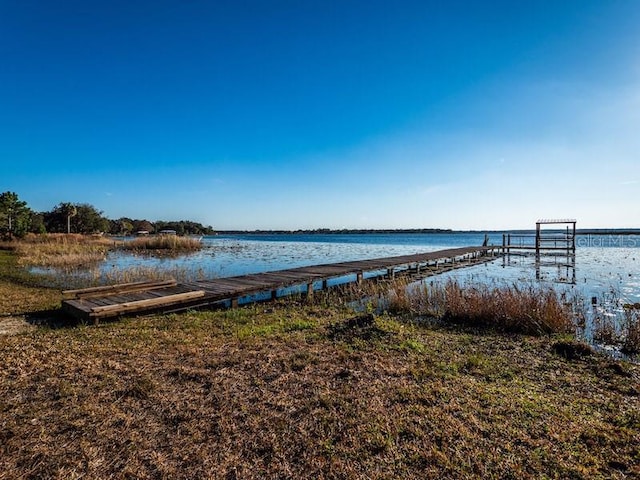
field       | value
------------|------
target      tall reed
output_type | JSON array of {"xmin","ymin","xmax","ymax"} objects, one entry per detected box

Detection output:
[
  {"xmin": 121, "ymin": 235, "xmax": 202, "ymax": 252},
  {"xmin": 386, "ymin": 279, "xmax": 574, "ymax": 335},
  {"xmin": 11, "ymin": 234, "xmax": 113, "ymax": 268},
  {"xmin": 621, "ymin": 309, "xmax": 640, "ymax": 355}
]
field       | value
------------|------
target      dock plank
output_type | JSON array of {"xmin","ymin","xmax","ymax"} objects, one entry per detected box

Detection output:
[{"xmin": 90, "ymin": 291, "xmax": 207, "ymax": 317}]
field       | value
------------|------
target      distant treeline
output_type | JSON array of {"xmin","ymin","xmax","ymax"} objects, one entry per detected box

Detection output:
[
  {"xmin": 218, "ymin": 228, "xmax": 640, "ymax": 236},
  {"xmin": 576, "ymin": 229, "xmax": 640, "ymax": 235},
  {"xmin": 0, "ymin": 191, "xmax": 214, "ymax": 238},
  {"xmin": 217, "ymin": 228, "xmax": 453, "ymax": 235}
]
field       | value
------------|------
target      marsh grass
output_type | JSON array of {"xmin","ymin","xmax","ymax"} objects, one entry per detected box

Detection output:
[
  {"xmin": 438, "ymin": 281, "xmax": 574, "ymax": 334},
  {"xmin": 0, "ymin": 234, "xmax": 205, "ymax": 289},
  {"xmin": 353, "ymin": 277, "xmax": 574, "ymax": 335},
  {"xmin": 99, "ymin": 264, "xmax": 198, "ymax": 284},
  {"xmin": 587, "ymin": 298, "xmax": 640, "ymax": 356},
  {"xmin": 31, "ymin": 263, "xmax": 206, "ymax": 291},
  {"xmin": 4, "ymin": 233, "xmax": 113, "ymax": 268},
  {"xmin": 121, "ymin": 235, "xmax": 202, "ymax": 252},
  {"xmin": 593, "ymin": 313, "xmax": 619, "ymax": 345}
]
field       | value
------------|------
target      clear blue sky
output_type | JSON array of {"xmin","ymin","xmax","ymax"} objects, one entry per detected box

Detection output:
[{"xmin": 2, "ymin": 0, "xmax": 639, "ymax": 230}]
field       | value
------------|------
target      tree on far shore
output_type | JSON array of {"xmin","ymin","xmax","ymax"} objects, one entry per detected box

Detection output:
[
  {"xmin": 29, "ymin": 212, "xmax": 47, "ymax": 234},
  {"xmin": 154, "ymin": 220, "xmax": 214, "ymax": 235},
  {"xmin": 62, "ymin": 203, "xmax": 77, "ymax": 234},
  {"xmin": 44, "ymin": 203, "xmax": 109, "ymax": 234},
  {"xmin": 0, "ymin": 191, "xmax": 32, "ymax": 239}
]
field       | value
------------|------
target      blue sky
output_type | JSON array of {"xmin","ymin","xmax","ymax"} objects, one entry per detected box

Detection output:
[{"xmin": 2, "ymin": 1, "xmax": 639, "ymax": 230}]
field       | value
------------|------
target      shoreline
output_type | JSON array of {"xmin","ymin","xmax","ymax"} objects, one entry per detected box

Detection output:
[
  {"xmin": 1, "ymin": 246, "xmax": 639, "ymax": 477},
  {"xmin": 214, "ymin": 228, "xmax": 640, "ymax": 236}
]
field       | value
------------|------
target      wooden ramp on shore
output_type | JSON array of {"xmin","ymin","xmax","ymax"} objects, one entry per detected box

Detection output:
[{"xmin": 61, "ymin": 246, "xmax": 496, "ymax": 323}]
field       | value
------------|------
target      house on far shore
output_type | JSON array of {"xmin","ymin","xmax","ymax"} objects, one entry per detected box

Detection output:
[
  {"xmin": 158, "ymin": 229, "xmax": 177, "ymax": 236},
  {"xmin": 136, "ymin": 230, "xmax": 149, "ymax": 236}
]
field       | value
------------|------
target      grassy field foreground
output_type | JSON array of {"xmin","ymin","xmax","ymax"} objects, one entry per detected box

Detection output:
[
  {"xmin": 1, "ymin": 286, "xmax": 640, "ymax": 479},
  {"xmin": 1, "ymin": 247, "xmax": 639, "ymax": 479}
]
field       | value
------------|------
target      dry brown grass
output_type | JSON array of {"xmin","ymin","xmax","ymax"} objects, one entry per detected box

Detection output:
[
  {"xmin": 593, "ymin": 313, "xmax": 619, "ymax": 345},
  {"xmin": 0, "ymin": 279, "xmax": 60, "ymax": 316},
  {"xmin": 0, "ymin": 302, "xmax": 638, "ymax": 479},
  {"xmin": 0, "ymin": 250, "xmax": 61, "ymax": 315},
  {"xmin": 590, "ymin": 307, "xmax": 640, "ymax": 355},
  {"xmin": 122, "ymin": 235, "xmax": 202, "ymax": 252},
  {"xmin": 98, "ymin": 265, "xmax": 196, "ymax": 285},
  {"xmin": 378, "ymin": 279, "xmax": 574, "ymax": 335},
  {"xmin": 0, "ymin": 234, "xmax": 204, "ymax": 289},
  {"xmin": 4, "ymin": 233, "xmax": 113, "ymax": 268}
]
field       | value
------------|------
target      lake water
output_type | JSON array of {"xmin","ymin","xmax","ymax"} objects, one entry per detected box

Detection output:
[
  {"xmin": 97, "ymin": 232, "xmax": 498, "ymax": 282},
  {"xmin": 92, "ymin": 232, "xmax": 640, "ymax": 305}
]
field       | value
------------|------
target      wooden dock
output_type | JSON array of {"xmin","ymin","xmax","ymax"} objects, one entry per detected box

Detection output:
[{"xmin": 61, "ymin": 246, "xmax": 496, "ymax": 323}]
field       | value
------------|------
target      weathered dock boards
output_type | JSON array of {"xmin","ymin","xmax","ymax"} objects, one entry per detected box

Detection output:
[{"xmin": 61, "ymin": 246, "xmax": 496, "ymax": 323}]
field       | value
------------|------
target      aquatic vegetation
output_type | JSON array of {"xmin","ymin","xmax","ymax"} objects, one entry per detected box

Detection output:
[
  {"xmin": 4, "ymin": 233, "xmax": 113, "ymax": 268},
  {"xmin": 121, "ymin": 235, "xmax": 202, "ymax": 252},
  {"xmin": 1, "ymin": 233, "xmax": 202, "ymax": 272},
  {"xmin": 0, "ymin": 234, "xmax": 206, "ymax": 289},
  {"xmin": 383, "ymin": 279, "xmax": 574, "ymax": 335}
]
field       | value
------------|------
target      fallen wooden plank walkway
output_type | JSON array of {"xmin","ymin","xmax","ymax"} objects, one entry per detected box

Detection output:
[{"xmin": 61, "ymin": 246, "xmax": 497, "ymax": 323}]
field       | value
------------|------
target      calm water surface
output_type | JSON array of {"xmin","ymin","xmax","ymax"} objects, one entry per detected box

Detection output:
[
  {"xmin": 101, "ymin": 232, "xmax": 496, "ymax": 280},
  {"xmin": 96, "ymin": 232, "xmax": 640, "ymax": 305}
]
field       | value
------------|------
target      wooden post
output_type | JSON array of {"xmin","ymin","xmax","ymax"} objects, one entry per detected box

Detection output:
[
  {"xmin": 356, "ymin": 271, "xmax": 363, "ymax": 284},
  {"xmin": 387, "ymin": 268, "xmax": 394, "ymax": 279},
  {"xmin": 231, "ymin": 298, "xmax": 238, "ymax": 308},
  {"xmin": 322, "ymin": 279, "xmax": 328, "ymax": 290},
  {"xmin": 535, "ymin": 222, "xmax": 541, "ymax": 256},
  {"xmin": 306, "ymin": 282, "xmax": 314, "ymax": 298},
  {"xmin": 271, "ymin": 290, "xmax": 277, "ymax": 300}
]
